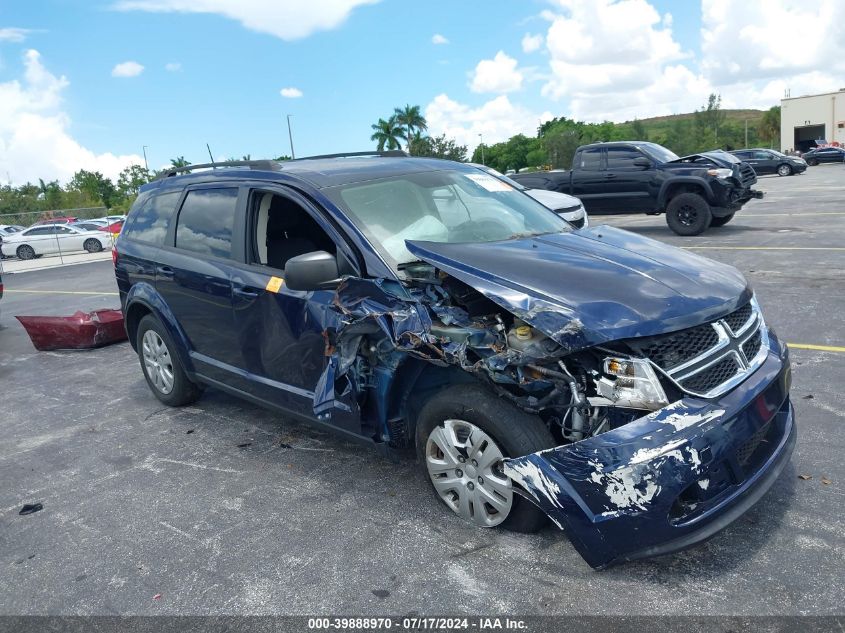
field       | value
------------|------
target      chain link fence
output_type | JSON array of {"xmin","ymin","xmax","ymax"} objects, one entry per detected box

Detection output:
[{"xmin": 0, "ymin": 206, "xmax": 118, "ymax": 269}]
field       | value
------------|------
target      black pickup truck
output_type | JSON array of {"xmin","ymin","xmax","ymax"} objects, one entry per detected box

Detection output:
[{"xmin": 511, "ymin": 141, "xmax": 763, "ymax": 235}]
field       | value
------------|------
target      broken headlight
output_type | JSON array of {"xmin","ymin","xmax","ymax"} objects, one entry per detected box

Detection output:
[
  {"xmin": 707, "ymin": 168, "xmax": 733, "ymax": 179},
  {"xmin": 596, "ymin": 357, "xmax": 669, "ymax": 410}
]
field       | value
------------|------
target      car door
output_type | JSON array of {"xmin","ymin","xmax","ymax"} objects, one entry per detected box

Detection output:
[
  {"xmin": 603, "ymin": 146, "xmax": 654, "ymax": 212},
  {"xmin": 227, "ymin": 185, "xmax": 364, "ymax": 433},
  {"xmin": 22, "ymin": 226, "xmax": 59, "ymax": 255},
  {"xmin": 570, "ymin": 148, "xmax": 611, "ymax": 213},
  {"xmin": 53, "ymin": 225, "xmax": 84, "ymax": 253},
  {"xmin": 155, "ymin": 184, "xmax": 245, "ymax": 384},
  {"xmin": 747, "ymin": 150, "xmax": 776, "ymax": 174}
]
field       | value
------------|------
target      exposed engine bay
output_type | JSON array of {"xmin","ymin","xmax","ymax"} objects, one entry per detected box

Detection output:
[{"xmin": 315, "ymin": 258, "xmax": 678, "ymax": 447}]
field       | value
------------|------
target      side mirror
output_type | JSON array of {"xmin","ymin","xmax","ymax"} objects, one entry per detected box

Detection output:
[
  {"xmin": 632, "ymin": 157, "xmax": 651, "ymax": 169},
  {"xmin": 284, "ymin": 251, "xmax": 341, "ymax": 291}
]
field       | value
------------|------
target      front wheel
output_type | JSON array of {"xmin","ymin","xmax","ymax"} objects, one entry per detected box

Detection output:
[
  {"xmin": 777, "ymin": 164, "xmax": 793, "ymax": 176},
  {"xmin": 665, "ymin": 193, "xmax": 713, "ymax": 236},
  {"xmin": 416, "ymin": 384, "xmax": 556, "ymax": 532},
  {"xmin": 83, "ymin": 238, "xmax": 103, "ymax": 253},
  {"xmin": 807, "ymin": 159, "xmax": 819, "ymax": 166},
  {"xmin": 16, "ymin": 244, "xmax": 36, "ymax": 260},
  {"xmin": 710, "ymin": 213, "xmax": 735, "ymax": 227}
]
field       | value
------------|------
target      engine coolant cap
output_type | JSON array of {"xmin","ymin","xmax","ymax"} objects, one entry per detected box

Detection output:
[{"xmin": 515, "ymin": 325, "xmax": 532, "ymax": 340}]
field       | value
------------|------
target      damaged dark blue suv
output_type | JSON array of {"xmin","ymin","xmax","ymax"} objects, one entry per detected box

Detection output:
[{"xmin": 114, "ymin": 153, "xmax": 795, "ymax": 569}]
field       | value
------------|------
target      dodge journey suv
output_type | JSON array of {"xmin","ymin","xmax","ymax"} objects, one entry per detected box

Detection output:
[{"xmin": 115, "ymin": 153, "xmax": 795, "ymax": 568}]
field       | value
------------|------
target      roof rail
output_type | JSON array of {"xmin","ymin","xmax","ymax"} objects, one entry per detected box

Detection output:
[
  {"xmin": 292, "ymin": 150, "xmax": 409, "ymax": 161},
  {"xmin": 156, "ymin": 160, "xmax": 282, "ymax": 179}
]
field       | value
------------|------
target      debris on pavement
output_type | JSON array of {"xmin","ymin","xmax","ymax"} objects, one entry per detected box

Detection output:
[
  {"xmin": 798, "ymin": 474, "xmax": 812, "ymax": 480},
  {"xmin": 19, "ymin": 503, "xmax": 44, "ymax": 515}
]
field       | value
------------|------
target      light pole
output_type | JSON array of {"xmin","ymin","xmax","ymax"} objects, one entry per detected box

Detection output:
[
  {"xmin": 287, "ymin": 115, "xmax": 296, "ymax": 159},
  {"xmin": 142, "ymin": 145, "xmax": 149, "ymax": 171},
  {"xmin": 478, "ymin": 133, "xmax": 485, "ymax": 165}
]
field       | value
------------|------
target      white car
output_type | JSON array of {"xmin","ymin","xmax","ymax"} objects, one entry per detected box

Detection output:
[
  {"xmin": 0, "ymin": 224, "xmax": 110, "ymax": 260},
  {"xmin": 469, "ymin": 164, "xmax": 589, "ymax": 229}
]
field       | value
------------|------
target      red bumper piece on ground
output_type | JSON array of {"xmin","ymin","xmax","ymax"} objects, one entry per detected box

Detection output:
[{"xmin": 16, "ymin": 309, "xmax": 127, "ymax": 351}]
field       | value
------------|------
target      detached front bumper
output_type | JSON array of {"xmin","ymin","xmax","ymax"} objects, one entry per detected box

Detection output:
[{"xmin": 504, "ymin": 332, "xmax": 795, "ymax": 569}]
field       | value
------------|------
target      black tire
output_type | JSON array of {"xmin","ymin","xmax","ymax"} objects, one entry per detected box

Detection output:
[
  {"xmin": 666, "ymin": 193, "xmax": 713, "ymax": 236},
  {"xmin": 16, "ymin": 244, "xmax": 35, "ymax": 260},
  {"xmin": 136, "ymin": 314, "xmax": 202, "ymax": 407},
  {"xmin": 415, "ymin": 383, "xmax": 556, "ymax": 533},
  {"xmin": 807, "ymin": 159, "xmax": 819, "ymax": 166},
  {"xmin": 84, "ymin": 238, "xmax": 103, "ymax": 253},
  {"xmin": 777, "ymin": 164, "xmax": 793, "ymax": 177},
  {"xmin": 710, "ymin": 213, "xmax": 735, "ymax": 227}
]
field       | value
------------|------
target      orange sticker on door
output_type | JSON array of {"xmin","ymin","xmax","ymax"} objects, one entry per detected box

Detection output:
[{"xmin": 265, "ymin": 276, "xmax": 284, "ymax": 293}]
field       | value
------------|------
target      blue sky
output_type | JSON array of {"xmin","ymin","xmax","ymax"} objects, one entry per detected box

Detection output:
[{"xmin": 1, "ymin": 0, "xmax": 841, "ymax": 183}]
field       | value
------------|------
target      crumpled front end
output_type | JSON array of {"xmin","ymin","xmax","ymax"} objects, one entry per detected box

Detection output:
[{"xmin": 504, "ymin": 331, "xmax": 795, "ymax": 569}]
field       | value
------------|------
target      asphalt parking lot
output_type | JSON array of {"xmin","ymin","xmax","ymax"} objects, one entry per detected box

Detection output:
[{"xmin": 1, "ymin": 164, "xmax": 843, "ymax": 616}]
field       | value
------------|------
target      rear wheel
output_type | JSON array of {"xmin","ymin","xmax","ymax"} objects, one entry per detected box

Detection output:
[
  {"xmin": 16, "ymin": 244, "xmax": 35, "ymax": 260},
  {"xmin": 416, "ymin": 384, "xmax": 556, "ymax": 532},
  {"xmin": 666, "ymin": 193, "xmax": 712, "ymax": 236},
  {"xmin": 710, "ymin": 213, "xmax": 735, "ymax": 227},
  {"xmin": 777, "ymin": 164, "xmax": 793, "ymax": 176},
  {"xmin": 83, "ymin": 238, "xmax": 103, "ymax": 253},
  {"xmin": 136, "ymin": 314, "xmax": 202, "ymax": 406}
]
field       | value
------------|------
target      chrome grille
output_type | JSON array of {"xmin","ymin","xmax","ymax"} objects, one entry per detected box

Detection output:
[{"xmin": 628, "ymin": 299, "xmax": 768, "ymax": 398}]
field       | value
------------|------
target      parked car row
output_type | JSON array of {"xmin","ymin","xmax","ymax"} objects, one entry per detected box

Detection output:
[
  {"xmin": 0, "ymin": 215, "xmax": 126, "ymax": 260},
  {"xmin": 0, "ymin": 223, "xmax": 112, "ymax": 260}
]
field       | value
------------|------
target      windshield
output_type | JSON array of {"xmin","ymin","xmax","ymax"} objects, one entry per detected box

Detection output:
[
  {"xmin": 640, "ymin": 143, "xmax": 679, "ymax": 163},
  {"xmin": 324, "ymin": 169, "xmax": 570, "ymax": 270}
]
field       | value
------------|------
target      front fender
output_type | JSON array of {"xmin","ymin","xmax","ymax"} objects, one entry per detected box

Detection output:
[
  {"xmin": 657, "ymin": 176, "xmax": 715, "ymax": 209},
  {"xmin": 124, "ymin": 282, "xmax": 195, "ymax": 375}
]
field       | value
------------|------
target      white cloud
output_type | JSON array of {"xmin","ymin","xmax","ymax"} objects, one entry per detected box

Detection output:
[
  {"xmin": 164, "ymin": 62, "xmax": 181, "ymax": 71},
  {"xmin": 470, "ymin": 51, "xmax": 523, "ymax": 94},
  {"xmin": 112, "ymin": 0, "xmax": 380, "ymax": 41},
  {"xmin": 111, "ymin": 61, "xmax": 144, "ymax": 77},
  {"xmin": 431, "ymin": 33, "xmax": 448, "ymax": 45},
  {"xmin": 701, "ymin": 0, "xmax": 845, "ymax": 88},
  {"xmin": 0, "ymin": 27, "xmax": 32, "ymax": 42},
  {"xmin": 425, "ymin": 93, "xmax": 552, "ymax": 152},
  {"xmin": 521, "ymin": 33, "xmax": 543, "ymax": 53},
  {"xmin": 0, "ymin": 50, "xmax": 143, "ymax": 185},
  {"xmin": 280, "ymin": 87, "xmax": 303, "ymax": 98}
]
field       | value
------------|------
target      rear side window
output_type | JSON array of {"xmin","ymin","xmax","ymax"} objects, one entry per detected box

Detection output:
[
  {"xmin": 123, "ymin": 191, "xmax": 180, "ymax": 245},
  {"xmin": 175, "ymin": 188, "xmax": 238, "ymax": 259},
  {"xmin": 577, "ymin": 149, "xmax": 602, "ymax": 171}
]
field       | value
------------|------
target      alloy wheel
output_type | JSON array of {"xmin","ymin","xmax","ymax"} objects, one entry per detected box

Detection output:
[
  {"xmin": 677, "ymin": 204, "xmax": 698, "ymax": 226},
  {"xmin": 142, "ymin": 330, "xmax": 174, "ymax": 394},
  {"xmin": 425, "ymin": 419, "xmax": 513, "ymax": 527},
  {"xmin": 777, "ymin": 164, "xmax": 791, "ymax": 176}
]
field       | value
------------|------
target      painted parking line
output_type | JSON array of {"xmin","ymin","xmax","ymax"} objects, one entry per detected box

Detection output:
[
  {"xmin": 2, "ymin": 289, "xmax": 120, "ymax": 296},
  {"xmin": 683, "ymin": 246, "xmax": 845, "ymax": 251},
  {"xmin": 787, "ymin": 343, "xmax": 845, "ymax": 353}
]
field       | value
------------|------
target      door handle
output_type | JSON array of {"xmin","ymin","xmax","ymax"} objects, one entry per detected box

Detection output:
[
  {"xmin": 604, "ymin": 173, "xmax": 617, "ymax": 179},
  {"xmin": 156, "ymin": 265, "xmax": 174, "ymax": 278},
  {"xmin": 234, "ymin": 286, "xmax": 261, "ymax": 298}
]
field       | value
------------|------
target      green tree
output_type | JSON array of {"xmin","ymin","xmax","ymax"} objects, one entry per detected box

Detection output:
[
  {"xmin": 393, "ymin": 104, "xmax": 428, "ymax": 151},
  {"xmin": 695, "ymin": 93, "xmax": 726, "ymax": 148},
  {"xmin": 169, "ymin": 156, "xmax": 191, "ymax": 168},
  {"xmin": 68, "ymin": 169, "xmax": 118, "ymax": 209},
  {"xmin": 370, "ymin": 116, "xmax": 405, "ymax": 151},
  {"xmin": 409, "ymin": 134, "xmax": 467, "ymax": 161},
  {"xmin": 758, "ymin": 106, "xmax": 781, "ymax": 149},
  {"xmin": 631, "ymin": 119, "xmax": 647, "ymax": 140},
  {"xmin": 273, "ymin": 154, "xmax": 292, "ymax": 161},
  {"xmin": 117, "ymin": 164, "xmax": 151, "ymax": 197}
]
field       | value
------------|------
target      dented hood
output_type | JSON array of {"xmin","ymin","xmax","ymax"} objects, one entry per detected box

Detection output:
[{"xmin": 406, "ymin": 226, "xmax": 750, "ymax": 350}]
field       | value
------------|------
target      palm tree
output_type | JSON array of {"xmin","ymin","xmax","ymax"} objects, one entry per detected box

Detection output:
[
  {"xmin": 393, "ymin": 104, "xmax": 428, "ymax": 151},
  {"xmin": 170, "ymin": 156, "xmax": 191, "ymax": 168},
  {"xmin": 370, "ymin": 116, "xmax": 405, "ymax": 151}
]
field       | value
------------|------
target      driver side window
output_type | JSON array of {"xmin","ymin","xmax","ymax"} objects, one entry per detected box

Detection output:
[{"xmin": 250, "ymin": 191, "xmax": 354, "ymax": 275}]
